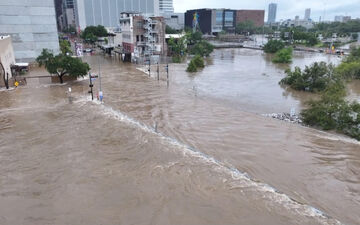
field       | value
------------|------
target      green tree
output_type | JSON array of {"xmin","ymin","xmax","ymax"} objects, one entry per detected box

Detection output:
[
  {"xmin": 81, "ymin": 25, "xmax": 108, "ymax": 41},
  {"xmin": 192, "ymin": 55, "xmax": 205, "ymax": 68},
  {"xmin": 189, "ymin": 40, "xmax": 214, "ymax": 57},
  {"xmin": 345, "ymin": 46, "xmax": 360, "ymax": 63},
  {"xmin": 186, "ymin": 60, "xmax": 198, "ymax": 72},
  {"xmin": 236, "ymin": 20, "xmax": 256, "ymax": 35},
  {"xmin": 306, "ymin": 34, "xmax": 319, "ymax": 46},
  {"xmin": 352, "ymin": 33, "xmax": 359, "ymax": 40},
  {"xmin": 166, "ymin": 25, "xmax": 179, "ymax": 34},
  {"xmin": 301, "ymin": 82, "xmax": 360, "ymax": 140},
  {"xmin": 168, "ymin": 36, "xmax": 187, "ymax": 63},
  {"xmin": 59, "ymin": 39, "xmax": 72, "ymax": 55},
  {"xmin": 36, "ymin": 49, "xmax": 90, "ymax": 84},
  {"xmin": 263, "ymin": 40, "xmax": 285, "ymax": 53},
  {"xmin": 83, "ymin": 33, "xmax": 98, "ymax": 44},
  {"xmin": 335, "ymin": 61, "xmax": 360, "ymax": 79},
  {"xmin": 280, "ymin": 62, "xmax": 338, "ymax": 92},
  {"xmin": 272, "ymin": 47, "xmax": 293, "ymax": 63},
  {"xmin": 186, "ymin": 31, "xmax": 203, "ymax": 45}
]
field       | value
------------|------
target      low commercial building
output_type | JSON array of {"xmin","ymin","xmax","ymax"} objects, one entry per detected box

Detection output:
[
  {"xmin": 163, "ymin": 13, "xmax": 185, "ymax": 31},
  {"xmin": 185, "ymin": 8, "xmax": 264, "ymax": 35},
  {"xmin": 281, "ymin": 17, "xmax": 314, "ymax": 29},
  {"xmin": 0, "ymin": 36, "xmax": 15, "ymax": 88},
  {"xmin": 119, "ymin": 12, "xmax": 166, "ymax": 61}
]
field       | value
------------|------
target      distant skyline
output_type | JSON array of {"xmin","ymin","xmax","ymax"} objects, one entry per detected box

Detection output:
[{"xmin": 173, "ymin": 0, "xmax": 360, "ymax": 21}]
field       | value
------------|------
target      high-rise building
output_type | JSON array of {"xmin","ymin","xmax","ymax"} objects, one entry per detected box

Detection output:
[
  {"xmin": 159, "ymin": 0, "xmax": 174, "ymax": 14},
  {"xmin": 0, "ymin": 0, "xmax": 60, "ymax": 62},
  {"xmin": 304, "ymin": 8, "xmax": 311, "ymax": 20},
  {"xmin": 267, "ymin": 3, "xmax": 277, "ymax": 23},
  {"xmin": 66, "ymin": 0, "xmax": 160, "ymax": 30}
]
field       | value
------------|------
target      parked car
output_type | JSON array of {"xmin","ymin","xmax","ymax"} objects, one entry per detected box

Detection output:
[{"xmin": 83, "ymin": 48, "xmax": 93, "ymax": 53}]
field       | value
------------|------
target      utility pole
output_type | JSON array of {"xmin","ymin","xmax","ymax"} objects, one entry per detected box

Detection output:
[
  {"xmin": 88, "ymin": 73, "xmax": 94, "ymax": 100},
  {"xmin": 148, "ymin": 59, "xmax": 151, "ymax": 77},
  {"xmin": 98, "ymin": 55, "xmax": 102, "ymax": 92},
  {"xmin": 98, "ymin": 54, "xmax": 103, "ymax": 102},
  {"xmin": 165, "ymin": 64, "xmax": 169, "ymax": 87},
  {"xmin": 88, "ymin": 73, "xmax": 99, "ymax": 101},
  {"xmin": 157, "ymin": 62, "xmax": 159, "ymax": 81}
]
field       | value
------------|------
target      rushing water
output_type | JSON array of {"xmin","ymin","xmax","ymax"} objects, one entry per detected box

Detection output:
[{"xmin": 0, "ymin": 50, "xmax": 359, "ymax": 225}]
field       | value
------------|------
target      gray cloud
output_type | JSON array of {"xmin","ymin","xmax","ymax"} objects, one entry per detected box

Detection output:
[{"xmin": 173, "ymin": 0, "xmax": 360, "ymax": 21}]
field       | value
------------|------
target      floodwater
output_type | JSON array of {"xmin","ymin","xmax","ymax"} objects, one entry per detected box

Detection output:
[
  {"xmin": 172, "ymin": 48, "xmax": 352, "ymax": 114},
  {"xmin": 0, "ymin": 50, "xmax": 359, "ymax": 225}
]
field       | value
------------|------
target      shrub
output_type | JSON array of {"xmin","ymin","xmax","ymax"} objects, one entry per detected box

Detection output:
[
  {"xmin": 186, "ymin": 60, "xmax": 197, "ymax": 72},
  {"xmin": 273, "ymin": 47, "xmax": 293, "ymax": 63},
  {"xmin": 172, "ymin": 55, "xmax": 183, "ymax": 63},
  {"xmin": 345, "ymin": 47, "xmax": 360, "ymax": 63},
  {"xmin": 192, "ymin": 55, "xmax": 205, "ymax": 68},
  {"xmin": 263, "ymin": 40, "xmax": 285, "ymax": 53},
  {"xmin": 335, "ymin": 61, "xmax": 360, "ymax": 79},
  {"xmin": 280, "ymin": 62, "xmax": 337, "ymax": 92},
  {"xmin": 189, "ymin": 40, "xmax": 214, "ymax": 57},
  {"xmin": 301, "ymin": 83, "xmax": 360, "ymax": 140}
]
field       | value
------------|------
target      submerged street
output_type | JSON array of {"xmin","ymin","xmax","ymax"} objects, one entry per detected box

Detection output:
[{"xmin": 0, "ymin": 50, "xmax": 359, "ymax": 225}]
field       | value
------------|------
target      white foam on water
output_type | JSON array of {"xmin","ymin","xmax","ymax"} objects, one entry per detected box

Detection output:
[
  {"xmin": 262, "ymin": 113, "xmax": 360, "ymax": 146},
  {"xmin": 0, "ymin": 87, "xmax": 16, "ymax": 92},
  {"xmin": 314, "ymin": 131, "xmax": 360, "ymax": 145},
  {"xmin": 77, "ymin": 98, "xmax": 343, "ymax": 225}
]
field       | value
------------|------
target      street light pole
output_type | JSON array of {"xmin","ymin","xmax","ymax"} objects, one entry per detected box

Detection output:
[{"xmin": 98, "ymin": 54, "xmax": 102, "ymax": 92}]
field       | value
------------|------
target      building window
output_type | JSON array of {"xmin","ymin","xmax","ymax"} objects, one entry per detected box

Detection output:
[
  {"xmin": 136, "ymin": 22, "xmax": 143, "ymax": 28},
  {"xmin": 216, "ymin": 11, "xmax": 223, "ymax": 26},
  {"xmin": 224, "ymin": 11, "xmax": 234, "ymax": 27}
]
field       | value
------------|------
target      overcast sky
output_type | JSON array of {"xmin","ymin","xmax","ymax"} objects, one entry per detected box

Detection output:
[{"xmin": 173, "ymin": 0, "xmax": 360, "ymax": 21}]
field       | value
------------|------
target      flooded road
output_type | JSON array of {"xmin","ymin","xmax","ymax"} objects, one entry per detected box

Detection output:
[{"xmin": 0, "ymin": 50, "xmax": 359, "ymax": 225}]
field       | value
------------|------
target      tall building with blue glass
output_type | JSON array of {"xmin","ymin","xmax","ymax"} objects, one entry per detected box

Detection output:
[{"xmin": 267, "ymin": 3, "xmax": 277, "ymax": 23}]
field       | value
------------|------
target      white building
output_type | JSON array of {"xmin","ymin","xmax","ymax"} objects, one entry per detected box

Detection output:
[
  {"xmin": 159, "ymin": 0, "xmax": 174, "ymax": 14},
  {"xmin": 281, "ymin": 18, "xmax": 314, "ymax": 29},
  {"xmin": 73, "ymin": 0, "xmax": 160, "ymax": 30},
  {"xmin": 0, "ymin": 36, "xmax": 15, "ymax": 84},
  {"xmin": 162, "ymin": 13, "xmax": 184, "ymax": 30},
  {"xmin": 0, "ymin": 0, "xmax": 60, "ymax": 62}
]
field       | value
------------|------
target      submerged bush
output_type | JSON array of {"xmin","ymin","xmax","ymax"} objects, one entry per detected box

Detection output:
[
  {"xmin": 272, "ymin": 47, "xmax": 293, "ymax": 63},
  {"xmin": 186, "ymin": 60, "xmax": 198, "ymax": 72},
  {"xmin": 335, "ymin": 61, "xmax": 360, "ymax": 79},
  {"xmin": 192, "ymin": 55, "xmax": 205, "ymax": 68},
  {"xmin": 301, "ymin": 83, "xmax": 360, "ymax": 140},
  {"xmin": 280, "ymin": 62, "xmax": 338, "ymax": 92},
  {"xmin": 263, "ymin": 40, "xmax": 285, "ymax": 53},
  {"xmin": 189, "ymin": 40, "xmax": 214, "ymax": 57}
]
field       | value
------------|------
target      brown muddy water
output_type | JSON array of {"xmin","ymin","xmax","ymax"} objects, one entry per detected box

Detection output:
[{"xmin": 0, "ymin": 49, "xmax": 359, "ymax": 225}]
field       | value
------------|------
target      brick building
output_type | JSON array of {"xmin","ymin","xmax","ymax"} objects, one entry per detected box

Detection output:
[
  {"xmin": 120, "ymin": 12, "xmax": 166, "ymax": 61},
  {"xmin": 236, "ymin": 10, "xmax": 265, "ymax": 27}
]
